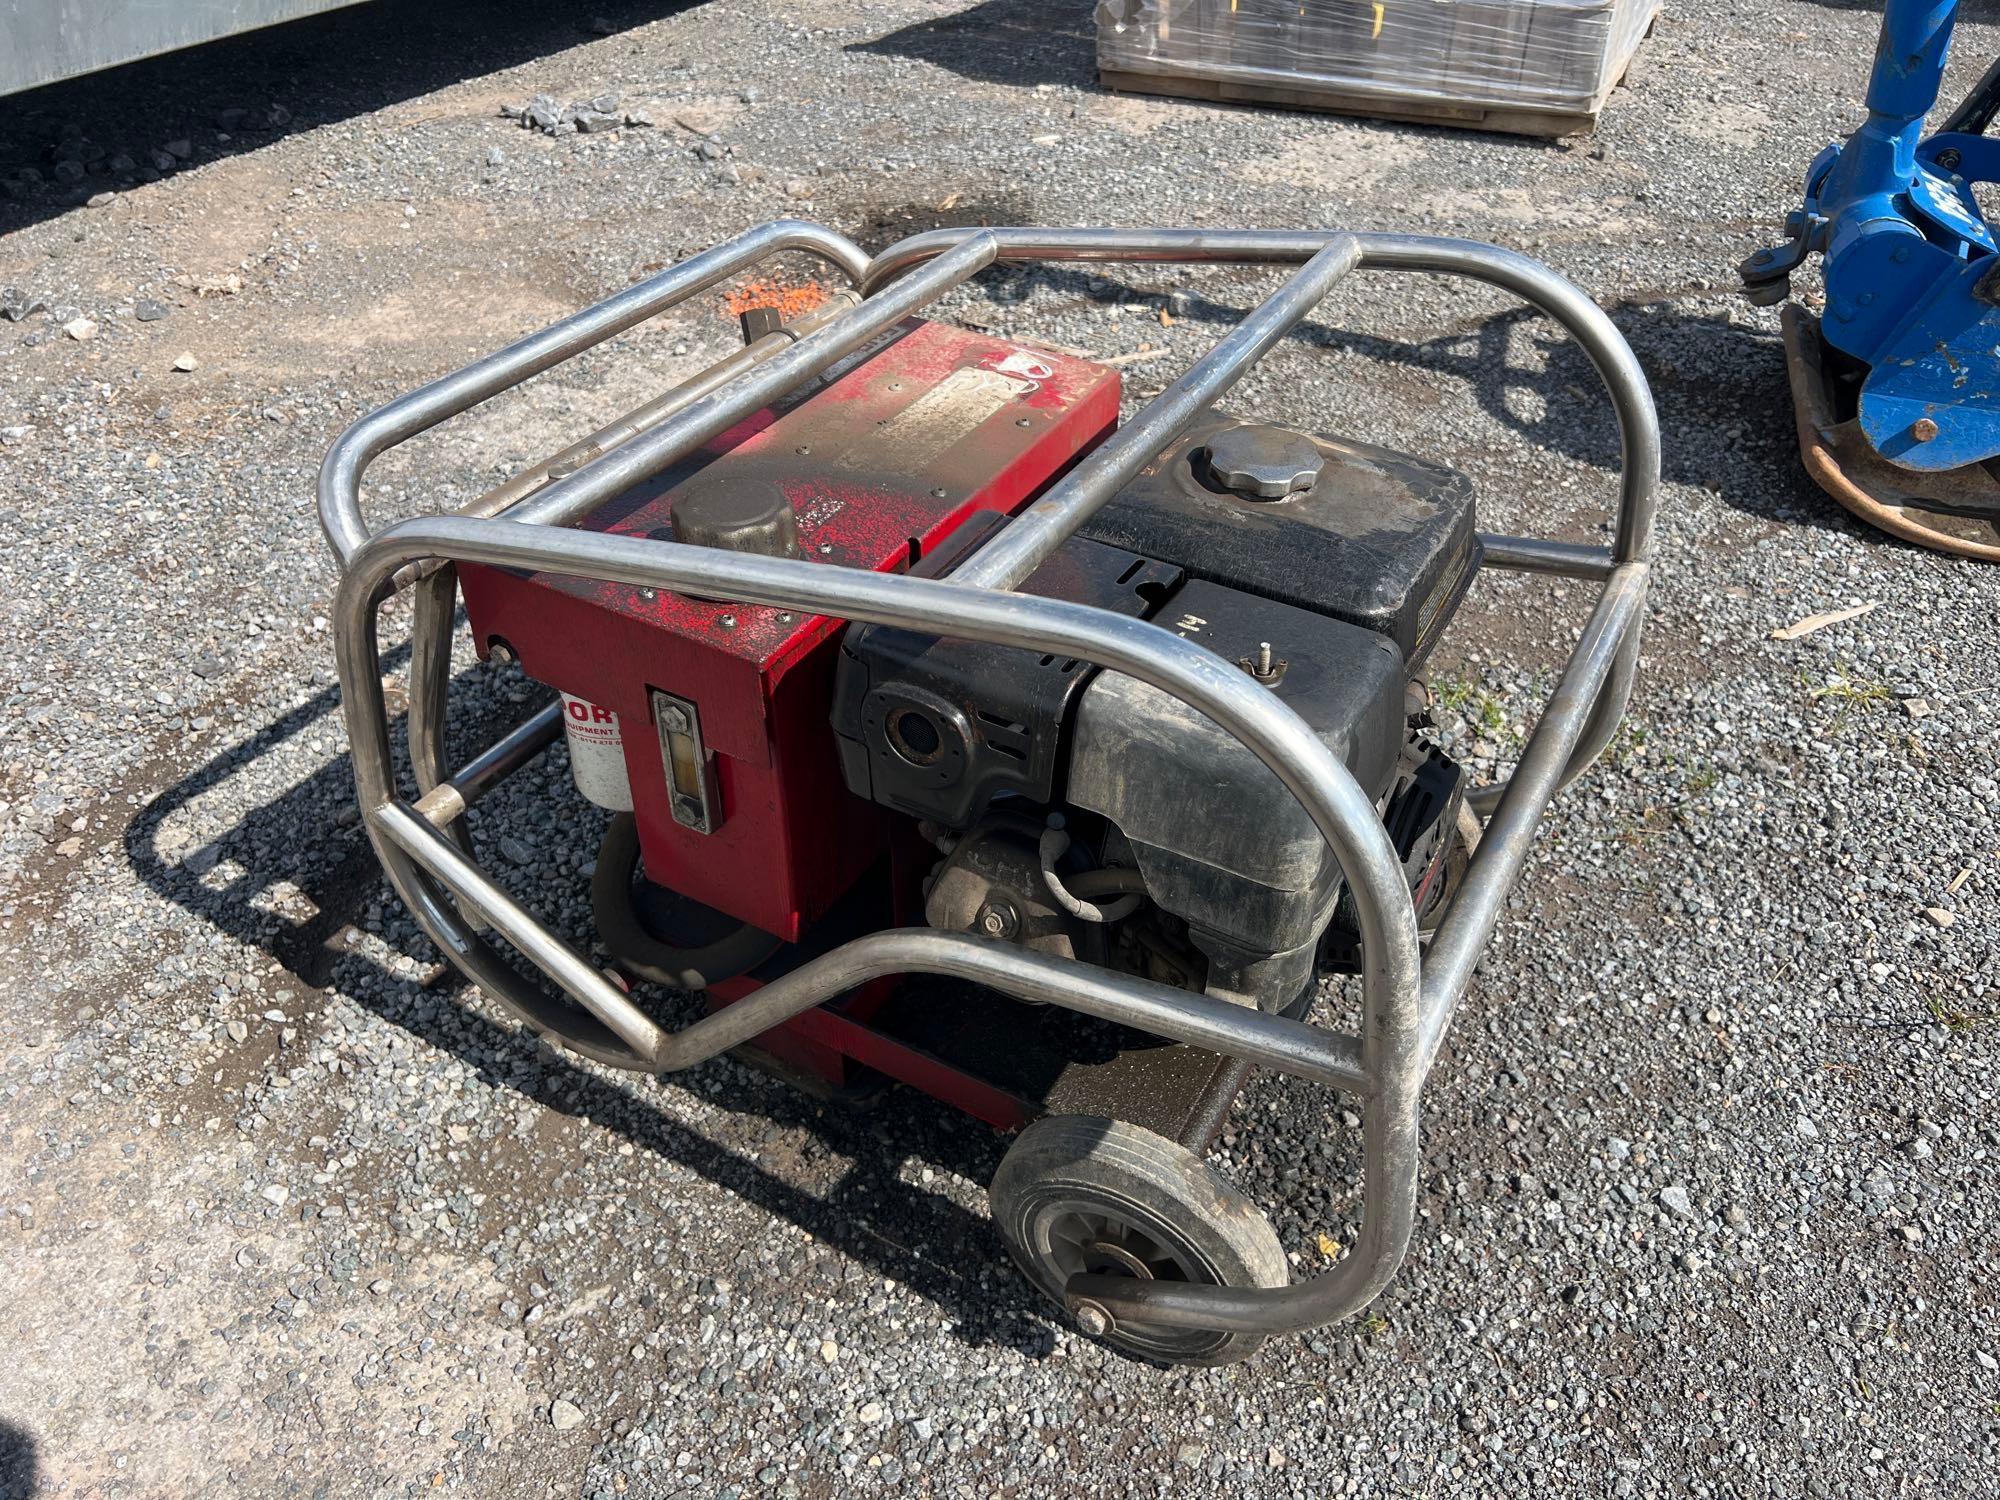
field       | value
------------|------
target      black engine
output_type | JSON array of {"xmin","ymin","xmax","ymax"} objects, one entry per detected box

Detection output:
[{"xmin": 832, "ymin": 415, "xmax": 1480, "ymax": 1015}]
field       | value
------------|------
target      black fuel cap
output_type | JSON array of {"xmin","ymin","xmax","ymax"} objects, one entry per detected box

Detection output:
[
  {"xmin": 1204, "ymin": 424, "xmax": 1324, "ymax": 500},
  {"xmin": 672, "ymin": 476, "xmax": 803, "ymax": 558}
]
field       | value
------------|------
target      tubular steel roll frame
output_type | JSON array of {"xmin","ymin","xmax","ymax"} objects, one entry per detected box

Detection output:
[{"xmin": 320, "ymin": 220, "xmax": 1658, "ymax": 1343}]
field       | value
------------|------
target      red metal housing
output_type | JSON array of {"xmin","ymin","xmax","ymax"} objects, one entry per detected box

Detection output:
[{"xmin": 460, "ymin": 319, "xmax": 1120, "ymax": 940}]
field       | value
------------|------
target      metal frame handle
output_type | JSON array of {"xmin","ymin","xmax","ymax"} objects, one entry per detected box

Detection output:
[{"xmin": 322, "ymin": 222, "xmax": 1658, "ymax": 1343}]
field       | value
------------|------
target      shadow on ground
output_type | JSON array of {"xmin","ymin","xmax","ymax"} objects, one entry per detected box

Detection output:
[
  {"xmin": 120, "ymin": 643, "xmax": 1055, "ymax": 1359},
  {"xmin": 981, "ymin": 259, "xmax": 1853, "ymax": 535},
  {"xmin": 0, "ymin": 1423, "xmax": 36, "ymax": 1500},
  {"xmin": 0, "ymin": 0, "xmax": 708, "ymax": 234},
  {"xmin": 849, "ymin": 0, "xmax": 1098, "ymax": 90}
]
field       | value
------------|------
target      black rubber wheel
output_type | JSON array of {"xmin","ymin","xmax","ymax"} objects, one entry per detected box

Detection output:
[{"xmin": 989, "ymin": 1115, "xmax": 1288, "ymax": 1366}]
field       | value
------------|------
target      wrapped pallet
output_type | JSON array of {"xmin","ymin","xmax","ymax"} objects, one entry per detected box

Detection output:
[{"xmin": 1095, "ymin": 0, "xmax": 1660, "ymax": 137}]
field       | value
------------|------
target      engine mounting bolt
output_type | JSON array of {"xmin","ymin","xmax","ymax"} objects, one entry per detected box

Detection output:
[
  {"xmin": 1911, "ymin": 417, "xmax": 1940, "ymax": 442},
  {"xmin": 1073, "ymin": 1302, "xmax": 1112, "ymax": 1338},
  {"xmin": 931, "ymin": 487, "xmax": 949, "ymax": 500},
  {"xmin": 637, "ymin": 587, "xmax": 656, "ymax": 601},
  {"xmin": 1016, "ymin": 416, "xmax": 1033, "ymax": 428},
  {"xmin": 719, "ymin": 613, "xmax": 738, "ymax": 630},
  {"xmin": 819, "ymin": 543, "xmax": 835, "ymax": 556},
  {"xmin": 975, "ymin": 901, "xmax": 1018, "ymax": 940}
]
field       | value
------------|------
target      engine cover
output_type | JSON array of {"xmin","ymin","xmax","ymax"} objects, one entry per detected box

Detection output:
[
  {"xmin": 1065, "ymin": 579, "xmax": 1407, "ymax": 955},
  {"xmin": 458, "ymin": 319, "xmax": 1121, "ymax": 940}
]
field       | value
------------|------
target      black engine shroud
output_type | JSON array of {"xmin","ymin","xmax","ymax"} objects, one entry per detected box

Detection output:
[{"xmin": 832, "ymin": 415, "xmax": 1478, "ymax": 1000}]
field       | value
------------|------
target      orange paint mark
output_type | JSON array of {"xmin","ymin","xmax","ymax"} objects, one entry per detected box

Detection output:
[{"xmin": 724, "ymin": 278, "xmax": 831, "ymax": 321}]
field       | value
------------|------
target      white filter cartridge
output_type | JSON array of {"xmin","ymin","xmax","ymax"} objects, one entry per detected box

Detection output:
[{"xmin": 560, "ymin": 693, "xmax": 634, "ymax": 811}]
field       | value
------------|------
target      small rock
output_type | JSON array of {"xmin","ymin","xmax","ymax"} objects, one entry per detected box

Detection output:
[
  {"xmin": 1977, "ymin": 1350, "xmax": 1998, "ymax": 1373},
  {"xmin": 818, "ymin": 1340, "xmax": 838, "ymax": 1363},
  {"xmin": 550, "ymin": 1398, "xmax": 585, "ymax": 1431},
  {"xmin": 163, "ymin": 138, "xmax": 193, "ymax": 159},
  {"xmin": 135, "ymin": 299, "xmax": 168, "ymax": 322},
  {"xmin": 1658, "ymin": 1184, "xmax": 1693, "ymax": 1219},
  {"xmin": 172, "ymin": 353, "xmax": 199, "ymax": 372},
  {"xmin": 499, "ymin": 835, "xmax": 534, "ymax": 866},
  {"xmin": 696, "ymin": 140, "xmax": 725, "ymax": 161},
  {"xmin": 857, "ymin": 1400, "xmax": 885, "ymax": 1424},
  {"xmin": 54, "ymin": 837, "xmax": 82, "ymax": 858},
  {"xmin": 1901, "ymin": 697, "xmax": 1932, "ymax": 718},
  {"xmin": 485, "ymin": 146, "xmax": 506, "ymax": 167},
  {"xmin": 740, "ymin": 86, "xmax": 764, "ymax": 104},
  {"xmin": 86, "ymin": 192, "xmax": 114, "ymax": 208},
  {"xmin": 1902, "ymin": 1137, "xmax": 1933, "ymax": 1160},
  {"xmin": 225, "ymin": 1020, "xmax": 248, "ymax": 1043},
  {"xmin": 1922, "ymin": 906, "xmax": 1955, "ymax": 928},
  {"xmin": 62, "ymin": 317, "xmax": 98, "ymax": 341},
  {"xmin": 370, "ymin": 1278, "xmax": 392, "ymax": 1295},
  {"xmin": 260, "ymin": 1183, "xmax": 288, "ymax": 1206},
  {"xmin": 624, "ymin": 110, "xmax": 654, "ymax": 128},
  {"xmin": 574, "ymin": 111, "xmax": 624, "ymax": 134}
]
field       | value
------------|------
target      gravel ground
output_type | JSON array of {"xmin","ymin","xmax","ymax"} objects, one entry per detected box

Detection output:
[{"xmin": 2, "ymin": 1, "xmax": 1998, "ymax": 1495}]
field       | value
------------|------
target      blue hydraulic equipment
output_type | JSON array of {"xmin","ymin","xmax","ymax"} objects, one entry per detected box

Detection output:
[{"xmin": 1742, "ymin": 0, "xmax": 2000, "ymax": 560}]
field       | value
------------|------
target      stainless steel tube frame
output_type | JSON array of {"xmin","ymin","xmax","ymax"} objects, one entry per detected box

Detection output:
[
  {"xmin": 324, "ymin": 224, "xmax": 1658, "ymax": 1342},
  {"xmin": 863, "ymin": 227, "xmax": 1659, "ymax": 803},
  {"xmin": 316, "ymin": 217, "xmax": 873, "ymax": 569},
  {"xmin": 334, "ymin": 515, "xmax": 1425, "ymax": 1337}
]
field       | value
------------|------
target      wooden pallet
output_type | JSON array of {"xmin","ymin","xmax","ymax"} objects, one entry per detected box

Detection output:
[{"xmin": 1100, "ymin": 64, "xmax": 1612, "ymax": 137}]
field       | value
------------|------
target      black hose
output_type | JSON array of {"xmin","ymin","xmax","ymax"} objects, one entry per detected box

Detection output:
[
  {"xmin": 1944, "ymin": 54, "xmax": 2000, "ymax": 136},
  {"xmin": 590, "ymin": 813, "xmax": 783, "ymax": 989}
]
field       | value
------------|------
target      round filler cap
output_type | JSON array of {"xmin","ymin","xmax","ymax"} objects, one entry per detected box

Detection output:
[
  {"xmin": 672, "ymin": 476, "xmax": 803, "ymax": 558},
  {"xmin": 1204, "ymin": 424, "xmax": 1324, "ymax": 500}
]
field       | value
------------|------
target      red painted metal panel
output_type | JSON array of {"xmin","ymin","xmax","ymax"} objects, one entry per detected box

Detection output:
[
  {"xmin": 461, "ymin": 318, "xmax": 1119, "ymax": 940},
  {"xmin": 785, "ymin": 1006, "xmax": 1038, "ymax": 1132}
]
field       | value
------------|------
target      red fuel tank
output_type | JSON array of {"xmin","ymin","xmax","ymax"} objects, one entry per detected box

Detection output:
[{"xmin": 459, "ymin": 319, "xmax": 1120, "ymax": 940}]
